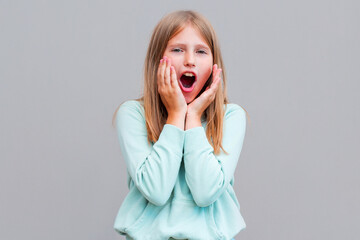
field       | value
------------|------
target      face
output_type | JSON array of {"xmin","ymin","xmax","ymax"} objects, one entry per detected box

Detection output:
[{"xmin": 163, "ymin": 24, "xmax": 213, "ymax": 104}]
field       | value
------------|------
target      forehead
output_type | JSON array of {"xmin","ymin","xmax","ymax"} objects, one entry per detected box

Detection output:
[{"xmin": 167, "ymin": 24, "xmax": 209, "ymax": 47}]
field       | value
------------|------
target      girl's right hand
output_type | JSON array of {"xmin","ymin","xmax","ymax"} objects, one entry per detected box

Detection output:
[{"xmin": 157, "ymin": 56, "xmax": 187, "ymax": 116}]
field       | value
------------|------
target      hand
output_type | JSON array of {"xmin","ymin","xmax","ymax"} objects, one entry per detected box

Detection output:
[
  {"xmin": 187, "ymin": 64, "xmax": 222, "ymax": 118},
  {"xmin": 157, "ymin": 56, "xmax": 187, "ymax": 116}
]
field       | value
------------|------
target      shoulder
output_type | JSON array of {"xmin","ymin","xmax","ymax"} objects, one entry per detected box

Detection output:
[
  {"xmin": 115, "ymin": 99, "xmax": 145, "ymax": 125},
  {"xmin": 221, "ymin": 103, "xmax": 247, "ymax": 136},
  {"xmin": 117, "ymin": 100, "xmax": 144, "ymax": 115},
  {"xmin": 224, "ymin": 103, "xmax": 246, "ymax": 119},
  {"xmin": 119, "ymin": 99, "xmax": 143, "ymax": 110}
]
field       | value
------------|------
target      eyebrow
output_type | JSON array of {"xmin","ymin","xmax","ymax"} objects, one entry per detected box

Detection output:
[{"xmin": 168, "ymin": 43, "xmax": 210, "ymax": 50}]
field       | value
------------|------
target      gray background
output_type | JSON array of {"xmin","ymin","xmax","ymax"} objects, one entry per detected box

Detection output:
[{"xmin": 1, "ymin": 0, "xmax": 359, "ymax": 239}]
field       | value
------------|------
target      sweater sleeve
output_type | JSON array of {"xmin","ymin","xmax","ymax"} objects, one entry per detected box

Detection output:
[
  {"xmin": 115, "ymin": 101, "xmax": 185, "ymax": 206},
  {"xmin": 183, "ymin": 104, "xmax": 246, "ymax": 207}
]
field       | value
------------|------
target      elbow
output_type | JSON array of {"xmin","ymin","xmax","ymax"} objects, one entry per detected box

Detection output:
[
  {"xmin": 192, "ymin": 191, "xmax": 218, "ymax": 207},
  {"xmin": 194, "ymin": 198, "xmax": 214, "ymax": 208},
  {"xmin": 147, "ymin": 193, "xmax": 171, "ymax": 206},
  {"xmin": 137, "ymin": 184, "xmax": 172, "ymax": 206},
  {"xmin": 190, "ymin": 179, "xmax": 227, "ymax": 207},
  {"xmin": 135, "ymin": 171, "xmax": 173, "ymax": 207}
]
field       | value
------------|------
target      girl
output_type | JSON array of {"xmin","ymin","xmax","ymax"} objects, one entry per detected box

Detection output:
[{"xmin": 112, "ymin": 10, "xmax": 249, "ymax": 240}]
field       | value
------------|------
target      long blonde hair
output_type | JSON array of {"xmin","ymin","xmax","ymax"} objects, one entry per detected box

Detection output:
[{"xmin": 112, "ymin": 10, "xmax": 249, "ymax": 155}]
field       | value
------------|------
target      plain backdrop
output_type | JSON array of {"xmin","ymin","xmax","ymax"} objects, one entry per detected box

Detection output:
[{"xmin": 1, "ymin": 0, "xmax": 359, "ymax": 239}]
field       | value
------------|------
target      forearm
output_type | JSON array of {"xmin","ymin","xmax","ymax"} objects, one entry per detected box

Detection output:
[
  {"xmin": 185, "ymin": 113, "xmax": 202, "ymax": 130},
  {"xmin": 183, "ymin": 105, "xmax": 247, "ymax": 207},
  {"xmin": 183, "ymin": 126, "xmax": 226, "ymax": 207},
  {"xmin": 167, "ymin": 112, "xmax": 186, "ymax": 130},
  {"xmin": 116, "ymin": 102, "xmax": 185, "ymax": 206}
]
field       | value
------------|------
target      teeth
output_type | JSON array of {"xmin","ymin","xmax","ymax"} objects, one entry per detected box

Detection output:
[{"xmin": 183, "ymin": 72, "xmax": 195, "ymax": 77}]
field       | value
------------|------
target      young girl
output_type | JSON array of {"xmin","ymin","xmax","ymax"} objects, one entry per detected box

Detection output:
[{"xmin": 112, "ymin": 10, "xmax": 249, "ymax": 240}]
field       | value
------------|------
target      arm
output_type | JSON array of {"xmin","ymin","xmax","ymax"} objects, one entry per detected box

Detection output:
[
  {"xmin": 183, "ymin": 104, "xmax": 246, "ymax": 207},
  {"xmin": 115, "ymin": 101, "xmax": 185, "ymax": 206}
]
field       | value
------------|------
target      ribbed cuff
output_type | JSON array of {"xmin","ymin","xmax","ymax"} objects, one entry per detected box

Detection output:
[
  {"xmin": 184, "ymin": 126, "xmax": 212, "ymax": 153},
  {"xmin": 158, "ymin": 124, "xmax": 185, "ymax": 157}
]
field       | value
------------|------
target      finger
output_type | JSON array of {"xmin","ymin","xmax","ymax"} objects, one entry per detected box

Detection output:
[
  {"xmin": 216, "ymin": 71, "xmax": 222, "ymax": 88},
  {"xmin": 215, "ymin": 75, "xmax": 222, "ymax": 91},
  {"xmin": 204, "ymin": 78, "xmax": 220, "ymax": 101},
  {"xmin": 201, "ymin": 71, "xmax": 221, "ymax": 100},
  {"xmin": 203, "ymin": 71, "xmax": 218, "ymax": 94},
  {"xmin": 212, "ymin": 64, "xmax": 219, "ymax": 84},
  {"xmin": 213, "ymin": 64, "xmax": 218, "ymax": 78},
  {"xmin": 160, "ymin": 57, "xmax": 167, "ymax": 85},
  {"xmin": 210, "ymin": 76, "xmax": 221, "ymax": 94},
  {"xmin": 216, "ymin": 67, "xmax": 221, "ymax": 76},
  {"xmin": 214, "ymin": 66, "xmax": 221, "ymax": 79},
  {"xmin": 164, "ymin": 58, "xmax": 171, "ymax": 86},
  {"xmin": 157, "ymin": 58, "xmax": 165, "ymax": 87},
  {"xmin": 213, "ymin": 63, "xmax": 218, "ymax": 71},
  {"xmin": 170, "ymin": 66, "xmax": 178, "ymax": 88},
  {"xmin": 210, "ymin": 69, "xmax": 221, "ymax": 88}
]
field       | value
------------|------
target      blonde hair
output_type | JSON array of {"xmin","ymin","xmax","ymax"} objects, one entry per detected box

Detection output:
[{"xmin": 112, "ymin": 10, "xmax": 249, "ymax": 155}]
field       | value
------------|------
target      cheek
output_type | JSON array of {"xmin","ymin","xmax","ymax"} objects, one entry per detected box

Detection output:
[
  {"xmin": 204, "ymin": 64, "xmax": 213, "ymax": 79},
  {"xmin": 202, "ymin": 58, "xmax": 213, "ymax": 75},
  {"xmin": 163, "ymin": 54, "xmax": 180, "ymax": 67},
  {"xmin": 169, "ymin": 60, "xmax": 182, "ymax": 76}
]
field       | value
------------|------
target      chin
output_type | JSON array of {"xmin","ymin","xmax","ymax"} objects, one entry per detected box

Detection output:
[
  {"xmin": 184, "ymin": 97, "xmax": 193, "ymax": 104},
  {"xmin": 185, "ymin": 98, "xmax": 193, "ymax": 104}
]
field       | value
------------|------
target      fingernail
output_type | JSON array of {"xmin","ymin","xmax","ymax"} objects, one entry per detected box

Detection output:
[{"xmin": 160, "ymin": 59, "xmax": 163, "ymax": 63}]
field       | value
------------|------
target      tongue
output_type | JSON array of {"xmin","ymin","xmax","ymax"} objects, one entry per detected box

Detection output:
[{"xmin": 180, "ymin": 75, "xmax": 195, "ymax": 88}]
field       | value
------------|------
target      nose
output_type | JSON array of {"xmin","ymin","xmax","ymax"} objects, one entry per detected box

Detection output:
[{"xmin": 184, "ymin": 52, "xmax": 195, "ymax": 67}]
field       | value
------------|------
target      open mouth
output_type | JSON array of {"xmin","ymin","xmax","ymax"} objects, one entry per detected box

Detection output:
[{"xmin": 179, "ymin": 72, "xmax": 196, "ymax": 92}]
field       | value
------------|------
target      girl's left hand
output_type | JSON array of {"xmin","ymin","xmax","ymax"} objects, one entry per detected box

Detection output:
[{"xmin": 187, "ymin": 64, "xmax": 222, "ymax": 118}]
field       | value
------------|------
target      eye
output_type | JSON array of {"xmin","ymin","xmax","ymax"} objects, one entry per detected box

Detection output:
[
  {"xmin": 171, "ymin": 48, "xmax": 182, "ymax": 53},
  {"xmin": 197, "ymin": 49, "xmax": 207, "ymax": 54}
]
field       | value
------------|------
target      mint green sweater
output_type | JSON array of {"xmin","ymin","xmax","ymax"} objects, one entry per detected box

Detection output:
[{"xmin": 113, "ymin": 100, "xmax": 247, "ymax": 240}]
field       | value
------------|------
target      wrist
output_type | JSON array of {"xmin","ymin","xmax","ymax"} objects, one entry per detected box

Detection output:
[
  {"xmin": 186, "ymin": 111, "xmax": 201, "ymax": 120},
  {"xmin": 185, "ymin": 113, "xmax": 202, "ymax": 130},
  {"xmin": 168, "ymin": 111, "xmax": 187, "ymax": 119},
  {"xmin": 166, "ymin": 112, "xmax": 186, "ymax": 130}
]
